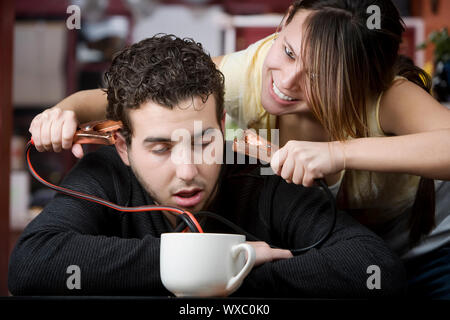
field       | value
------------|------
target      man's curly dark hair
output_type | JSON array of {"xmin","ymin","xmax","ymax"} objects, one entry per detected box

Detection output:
[{"xmin": 103, "ymin": 34, "xmax": 225, "ymax": 145}]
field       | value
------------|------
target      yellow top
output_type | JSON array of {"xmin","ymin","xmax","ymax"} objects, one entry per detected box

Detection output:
[
  {"xmin": 218, "ymin": 33, "xmax": 277, "ymax": 131},
  {"xmin": 219, "ymin": 33, "xmax": 421, "ymax": 226},
  {"xmin": 340, "ymin": 80, "xmax": 420, "ymax": 226}
]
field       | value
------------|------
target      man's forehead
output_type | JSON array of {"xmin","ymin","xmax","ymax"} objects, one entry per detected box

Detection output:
[{"xmin": 129, "ymin": 97, "xmax": 219, "ymax": 139}]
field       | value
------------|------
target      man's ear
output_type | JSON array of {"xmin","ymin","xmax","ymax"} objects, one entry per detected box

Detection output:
[{"xmin": 114, "ymin": 132, "xmax": 130, "ymax": 166}]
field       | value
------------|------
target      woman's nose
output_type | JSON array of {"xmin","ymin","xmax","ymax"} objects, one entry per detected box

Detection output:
[{"xmin": 280, "ymin": 64, "xmax": 301, "ymax": 90}]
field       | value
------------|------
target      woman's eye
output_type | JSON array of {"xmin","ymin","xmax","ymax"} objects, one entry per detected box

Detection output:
[{"xmin": 284, "ymin": 46, "xmax": 295, "ymax": 60}]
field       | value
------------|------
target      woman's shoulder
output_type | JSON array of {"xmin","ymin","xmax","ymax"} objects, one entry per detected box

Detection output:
[
  {"xmin": 383, "ymin": 76, "xmax": 410, "ymax": 97},
  {"xmin": 368, "ymin": 77, "xmax": 415, "ymax": 137},
  {"xmin": 218, "ymin": 33, "xmax": 276, "ymax": 72}
]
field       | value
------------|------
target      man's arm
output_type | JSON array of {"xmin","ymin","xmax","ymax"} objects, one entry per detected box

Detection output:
[
  {"xmin": 8, "ymin": 148, "xmax": 168, "ymax": 295},
  {"xmin": 238, "ymin": 177, "xmax": 406, "ymax": 298}
]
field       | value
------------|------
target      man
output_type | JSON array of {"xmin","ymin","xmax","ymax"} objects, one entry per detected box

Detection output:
[{"xmin": 9, "ymin": 35, "xmax": 405, "ymax": 297}]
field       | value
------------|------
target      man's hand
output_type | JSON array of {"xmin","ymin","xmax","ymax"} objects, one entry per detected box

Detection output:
[{"xmin": 247, "ymin": 241, "xmax": 293, "ymax": 267}]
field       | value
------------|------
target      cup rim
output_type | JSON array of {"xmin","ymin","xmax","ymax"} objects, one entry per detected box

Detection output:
[{"xmin": 161, "ymin": 232, "xmax": 246, "ymax": 240}]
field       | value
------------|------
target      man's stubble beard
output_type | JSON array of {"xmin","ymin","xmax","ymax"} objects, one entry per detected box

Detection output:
[{"xmin": 127, "ymin": 155, "xmax": 222, "ymax": 214}]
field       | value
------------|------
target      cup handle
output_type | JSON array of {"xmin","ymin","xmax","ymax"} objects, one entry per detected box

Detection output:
[{"xmin": 225, "ymin": 243, "xmax": 256, "ymax": 293}]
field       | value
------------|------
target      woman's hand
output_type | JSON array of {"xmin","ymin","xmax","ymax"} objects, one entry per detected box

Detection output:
[
  {"xmin": 270, "ymin": 140, "xmax": 346, "ymax": 187},
  {"xmin": 28, "ymin": 107, "xmax": 84, "ymax": 158}
]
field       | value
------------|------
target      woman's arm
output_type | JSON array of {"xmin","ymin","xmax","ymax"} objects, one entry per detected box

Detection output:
[
  {"xmin": 52, "ymin": 56, "xmax": 223, "ymax": 123},
  {"xmin": 270, "ymin": 80, "xmax": 450, "ymax": 185},
  {"xmin": 29, "ymin": 58, "xmax": 224, "ymax": 157},
  {"xmin": 343, "ymin": 130, "xmax": 450, "ymax": 180},
  {"xmin": 345, "ymin": 79, "xmax": 450, "ymax": 180},
  {"xmin": 57, "ymin": 88, "xmax": 108, "ymax": 123},
  {"xmin": 28, "ymin": 89, "xmax": 108, "ymax": 158}
]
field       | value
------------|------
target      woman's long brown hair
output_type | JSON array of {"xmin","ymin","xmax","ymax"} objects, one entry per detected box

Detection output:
[{"xmin": 285, "ymin": 0, "xmax": 434, "ymax": 245}]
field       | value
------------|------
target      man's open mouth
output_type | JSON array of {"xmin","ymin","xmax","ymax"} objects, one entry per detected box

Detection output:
[{"xmin": 173, "ymin": 188, "xmax": 204, "ymax": 208}]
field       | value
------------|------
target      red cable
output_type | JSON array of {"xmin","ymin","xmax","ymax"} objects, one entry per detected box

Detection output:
[{"xmin": 26, "ymin": 140, "xmax": 204, "ymax": 233}]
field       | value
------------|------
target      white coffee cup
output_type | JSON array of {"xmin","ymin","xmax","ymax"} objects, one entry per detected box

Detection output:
[{"xmin": 160, "ymin": 233, "xmax": 256, "ymax": 297}]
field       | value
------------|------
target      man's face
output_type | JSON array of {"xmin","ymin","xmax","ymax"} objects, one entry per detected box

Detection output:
[{"xmin": 116, "ymin": 96, "xmax": 224, "ymax": 215}]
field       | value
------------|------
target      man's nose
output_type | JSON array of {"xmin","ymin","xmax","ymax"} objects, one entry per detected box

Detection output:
[
  {"xmin": 176, "ymin": 162, "xmax": 199, "ymax": 182},
  {"xmin": 171, "ymin": 142, "xmax": 199, "ymax": 182}
]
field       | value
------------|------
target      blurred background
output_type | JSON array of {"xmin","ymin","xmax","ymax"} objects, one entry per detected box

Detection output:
[{"xmin": 0, "ymin": 0, "xmax": 449, "ymax": 295}]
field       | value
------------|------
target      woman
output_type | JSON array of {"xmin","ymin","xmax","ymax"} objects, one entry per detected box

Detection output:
[{"xmin": 29, "ymin": 0, "xmax": 450, "ymax": 297}]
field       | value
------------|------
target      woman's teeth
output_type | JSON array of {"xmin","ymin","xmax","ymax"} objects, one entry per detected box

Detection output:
[{"xmin": 273, "ymin": 82, "xmax": 296, "ymax": 101}]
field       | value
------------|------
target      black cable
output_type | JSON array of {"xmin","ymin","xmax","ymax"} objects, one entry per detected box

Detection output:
[
  {"xmin": 186, "ymin": 179, "xmax": 337, "ymax": 256},
  {"xmin": 194, "ymin": 211, "xmax": 262, "ymax": 242},
  {"xmin": 27, "ymin": 140, "xmax": 337, "ymax": 252},
  {"xmin": 179, "ymin": 213, "xmax": 197, "ymax": 233},
  {"xmin": 289, "ymin": 179, "xmax": 337, "ymax": 254}
]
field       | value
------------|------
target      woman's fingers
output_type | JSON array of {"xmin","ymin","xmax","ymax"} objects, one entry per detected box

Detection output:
[
  {"xmin": 292, "ymin": 161, "xmax": 305, "ymax": 185},
  {"xmin": 50, "ymin": 119, "xmax": 63, "ymax": 153},
  {"xmin": 270, "ymin": 140, "xmax": 347, "ymax": 186},
  {"xmin": 61, "ymin": 112, "xmax": 78, "ymax": 150},
  {"xmin": 29, "ymin": 114, "xmax": 44, "ymax": 152},
  {"xmin": 39, "ymin": 112, "xmax": 53, "ymax": 152},
  {"xmin": 302, "ymin": 163, "xmax": 319, "ymax": 187},
  {"xmin": 270, "ymin": 147, "xmax": 288, "ymax": 175},
  {"xmin": 71, "ymin": 144, "xmax": 84, "ymax": 159},
  {"xmin": 280, "ymin": 156, "xmax": 295, "ymax": 183},
  {"xmin": 271, "ymin": 141, "xmax": 336, "ymax": 186},
  {"xmin": 28, "ymin": 108, "xmax": 79, "ymax": 154}
]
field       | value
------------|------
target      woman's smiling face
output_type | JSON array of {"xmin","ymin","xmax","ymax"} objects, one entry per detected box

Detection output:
[{"xmin": 261, "ymin": 10, "xmax": 312, "ymax": 116}]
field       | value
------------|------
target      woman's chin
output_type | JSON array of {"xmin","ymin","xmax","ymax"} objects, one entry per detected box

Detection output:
[{"xmin": 262, "ymin": 101, "xmax": 308, "ymax": 116}]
